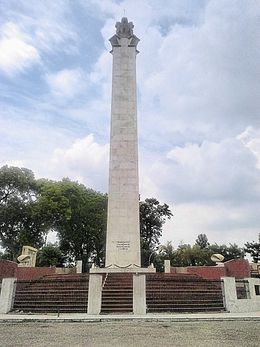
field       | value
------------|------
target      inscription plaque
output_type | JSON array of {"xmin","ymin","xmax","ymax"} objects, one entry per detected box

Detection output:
[{"xmin": 116, "ymin": 241, "xmax": 130, "ymax": 250}]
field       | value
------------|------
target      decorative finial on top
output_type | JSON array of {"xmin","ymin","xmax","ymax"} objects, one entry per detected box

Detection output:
[
  {"xmin": 115, "ymin": 17, "xmax": 134, "ymax": 38},
  {"xmin": 109, "ymin": 18, "xmax": 140, "ymax": 51}
]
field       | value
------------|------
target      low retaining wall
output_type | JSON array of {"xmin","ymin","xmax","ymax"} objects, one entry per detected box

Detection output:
[
  {"xmin": 0, "ymin": 261, "xmax": 18, "ymax": 279},
  {"xmin": 186, "ymin": 266, "xmax": 225, "ymax": 280},
  {"xmin": 17, "ymin": 267, "xmax": 56, "ymax": 280},
  {"xmin": 170, "ymin": 259, "xmax": 251, "ymax": 280},
  {"xmin": 1, "ymin": 260, "xmax": 76, "ymax": 281},
  {"xmin": 222, "ymin": 277, "xmax": 260, "ymax": 312}
]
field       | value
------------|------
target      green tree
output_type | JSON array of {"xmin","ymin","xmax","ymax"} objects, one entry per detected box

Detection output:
[
  {"xmin": 244, "ymin": 239, "xmax": 260, "ymax": 263},
  {"xmin": 139, "ymin": 198, "xmax": 173, "ymax": 266},
  {"xmin": 0, "ymin": 166, "xmax": 49, "ymax": 260},
  {"xmin": 159, "ymin": 241, "xmax": 175, "ymax": 262},
  {"xmin": 208, "ymin": 243, "xmax": 245, "ymax": 261},
  {"xmin": 36, "ymin": 243, "xmax": 66, "ymax": 267},
  {"xmin": 0, "ymin": 250, "xmax": 8, "ymax": 260},
  {"xmin": 174, "ymin": 243, "xmax": 211, "ymax": 266},
  {"xmin": 154, "ymin": 241, "xmax": 176, "ymax": 271},
  {"xmin": 38, "ymin": 179, "xmax": 107, "ymax": 268},
  {"xmin": 157, "ymin": 235, "xmax": 245, "ymax": 269},
  {"xmin": 195, "ymin": 234, "xmax": 209, "ymax": 249}
]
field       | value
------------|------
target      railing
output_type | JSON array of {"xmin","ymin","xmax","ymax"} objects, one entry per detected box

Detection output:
[{"xmin": 235, "ymin": 280, "xmax": 250, "ymax": 299}]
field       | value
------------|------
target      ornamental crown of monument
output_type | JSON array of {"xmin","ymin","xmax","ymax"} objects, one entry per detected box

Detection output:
[
  {"xmin": 115, "ymin": 17, "xmax": 134, "ymax": 38},
  {"xmin": 109, "ymin": 17, "xmax": 139, "ymax": 48}
]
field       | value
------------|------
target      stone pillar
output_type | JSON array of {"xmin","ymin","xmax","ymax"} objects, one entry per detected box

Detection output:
[
  {"xmin": 87, "ymin": 274, "xmax": 103, "ymax": 315},
  {"xmin": 76, "ymin": 260, "xmax": 82, "ymax": 274},
  {"xmin": 221, "ymin": 277, "xmax": 236, "ymax": 312},
  {"xmin": 0, "ymin": 278, "xmax": 17, "ymax": 314},
  {"xmin": 133, "ymin": 273, "xmax": 146, "ymax": 315},
  {"xmin": 105, "ymin": 18, "xmax": 141, "ymax": 268},
  {"xmin": 164, "ymin": 260, "xmax": 171, "ymax": 273}
]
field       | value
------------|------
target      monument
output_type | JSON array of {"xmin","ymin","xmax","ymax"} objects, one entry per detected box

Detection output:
[
  {"xmin": 105, "ymin": 17, "xmax": 141, "ymax": 268},
  {"xmin": 88, "ymin": 18, "xmax": 155, "ymax": 315}
]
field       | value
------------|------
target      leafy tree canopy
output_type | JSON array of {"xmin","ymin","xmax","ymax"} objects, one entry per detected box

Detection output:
[
  {"xmin": 195, "ymin": 234, "xmax": 209, "ymax": 249},
  {"xmin": 38, "ymin": 179, "xmax": 107, "ymax": 268},
  {"xmin": 156, "ymin": 235, "xmax": 245, "ymax": 269},
  {"xmin": 36, "ymin": 243, "xmax": 66, "ymax": 267},
  {"xmin": 244, "ymin": 238, "xmax": 260, "ymax": 263},
  {"xmin": 140, "ymin": 198, "xmax": 173, "ymax": 266},
  {"xmin": 0, "ymin": 166, "xmax": 49, "ymax": 260}
]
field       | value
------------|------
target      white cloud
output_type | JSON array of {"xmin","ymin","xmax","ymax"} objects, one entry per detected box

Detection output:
[
  {"xmin": 1, "ymin": 160, "xmax": 25, "ymax": 168},
  {"xmin": 136, "ymin": 0, "xmax": 259, "ymax": 144},
  {"xmin": 238, "ymin": 127, "xmax": 260, "ymax": 169},
  {"xmin": 147, "ymin": 137, "xmax": 260, "ymax": 204},
  {"xmin": 45, "ymin": 68, "xmax": 86, "ymax": 98},
  {"xmin": 0, "ymin": 22, "xmax": 40, "ymax": 75},
  {"xmin": 51, "ymin": 134, "xmax": 109, "ymax": 190},
  {"xmin": 162, "ymin": 202, "xmax": 260, "ymax": 247}
]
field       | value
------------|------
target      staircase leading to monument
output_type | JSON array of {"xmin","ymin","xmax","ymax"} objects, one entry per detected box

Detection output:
[
  {"xmin": 101, "ymin": 273, "xmax": 133, "ymax": 313},
  {"xmin": 13, "ymin": 274, "xmax": 89, "ymax": 313},
  {"xmin": 146, "ymin": 273, "xmax": 224, "ymax": 312},
  {"xmin": 12, "ymin": 272, "xmax": 224, "ymax": 313}
]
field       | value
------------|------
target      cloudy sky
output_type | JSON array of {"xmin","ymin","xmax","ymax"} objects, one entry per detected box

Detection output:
[{"xmin": 0, "ymin": 0, "xmax": 259, "ymax": 248}]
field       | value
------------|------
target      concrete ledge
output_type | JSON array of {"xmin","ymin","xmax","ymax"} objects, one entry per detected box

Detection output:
[
  {"xmin": 1, "ymin": 312, "xmax": 260, "ymax": 323},
  {"xmin": 90, "ymin": 267, "xmax": 156, "ymax": 274}
]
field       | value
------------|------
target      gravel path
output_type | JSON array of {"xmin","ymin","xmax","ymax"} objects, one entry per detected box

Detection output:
[{"xmin": 0, "ymin": 321, "xmax": 259, "ymax": 347}]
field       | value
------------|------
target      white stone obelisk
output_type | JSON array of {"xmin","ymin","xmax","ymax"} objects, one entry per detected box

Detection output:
[{"xmin": 105, "ymin": 18, "xmax": 141, "ymax": 267}]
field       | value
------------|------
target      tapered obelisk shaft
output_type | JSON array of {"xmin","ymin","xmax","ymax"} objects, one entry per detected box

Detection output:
[{"xmin": 105, "ymin": 18, "xmax": 140, "ymax": 267}]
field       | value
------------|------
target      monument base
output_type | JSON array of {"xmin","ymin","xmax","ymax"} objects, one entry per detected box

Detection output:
[
  {"xmin": 87, "ymin": 266, "xmax": 155, "ymax": 315},
  {"xmin": 89, "ymin": 266, "xmax": 156, "ymax": 274}
]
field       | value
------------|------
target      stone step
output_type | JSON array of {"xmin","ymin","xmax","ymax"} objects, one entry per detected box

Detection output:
[
  {"xmin": 16, "ymin": 287, "xmax": 88, "ymax": 292},
  {"xmin": 13, "ymin": 307, "xmax": 87, "ymax": 313},
  {"xmin": 17, "ymin": 278, "xmax": 88, "ymax": 282},
  {"xmin": 147, "ymin": 307, "xmax": 225, "ymax": 312},
  {"xmin": 146, "ymin": 290, "xmax": 222, "ymax": 294},
  {"xmin": 15, "ymin": 292, "xmax": 88, "ymax": 297},
  {"xmin": 14, "ymin": 303, "xmax": 87, "ymax": 309},
  {"xmin": 16, "ymin": 285, "xmax": 88, "ymax": 290},
  {"xmin": 147, "ymin": 296, "xmax": 223, "ymax": 301},
  {"xmin": 102, "ymin": 289, "xmax": 133, "ymax": 292},
  {"xmin": 101, "ymin": 273, "xmax": 133, "ymax": 313},
  {"xmin": 15, "ymin": 296, "xmax": 88, "ymax": 301},
  {"xmin": 13, "ymin": 276, "xmax": 89, "ymax": 313},
  {"xmin": 102, "ymin": 305, "xmax": 132, "ymax": 309},
  {"xmin": 146, "ymin": 282, "xmax": 221, "ymax": 286},
  {"xmin": 102, "ymin": 294, "xmax": 133, "ymax": 298},
  {"xmin": 147, "ymin": 299, "xmax": 223, "ymax": 304},
  {"xmin": 147, "ymin": 303, "xmax": 223, "ymax": 308},
  {"xmin": 101, "ymin": 308, "xmax": 132, "ymax": 313},
  {"xmin": 16, "ymin": 282, "xmax": 88, "ymax": 286},
  {"xmin": 147, "ymin": 288, "xmax": 221, "ymax": 292}
]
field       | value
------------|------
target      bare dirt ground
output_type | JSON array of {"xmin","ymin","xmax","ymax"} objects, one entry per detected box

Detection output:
[{"xmin": 0, "ymin": 321, "xmax": 259, "ymax": 347}]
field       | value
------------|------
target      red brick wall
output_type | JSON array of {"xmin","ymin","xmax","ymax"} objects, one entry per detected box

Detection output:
[
  {"xmin": 0, "ymin": 260, "xmax": 18, "ymax": 279},
  {"xmin": 170, "ymin": 259, "xmax": 251, "ymax": 280},
  {"xmin": 224, "ymin": 259, "xmax": 250, "ymax": 279},
  {"xmin": 17, "ymin": 267, "xmax": 56, "ymax": 280},
  {"xmin": 187, "ymin": 266, "xmax": 225, "ymax": 280}
]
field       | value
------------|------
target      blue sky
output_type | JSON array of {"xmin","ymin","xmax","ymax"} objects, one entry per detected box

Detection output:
[{"xmin": 0, "ymin": 0, "xmax": 259, "ymax": 248}]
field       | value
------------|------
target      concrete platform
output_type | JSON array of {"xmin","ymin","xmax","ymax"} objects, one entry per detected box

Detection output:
[{"xmin": 1, "ymin": 311, "xmax": 260, "ymax": 322}]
